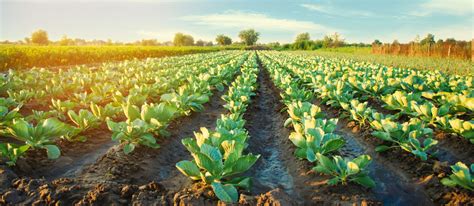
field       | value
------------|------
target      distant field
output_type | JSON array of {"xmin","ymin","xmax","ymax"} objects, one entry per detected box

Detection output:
[
  {"xmin": 297, "ymin": 47, "xmax": 474, "ymax": 75},
  {"xmin": 0, "ymin": 45, "xmax": 241, "ymax": 71}
]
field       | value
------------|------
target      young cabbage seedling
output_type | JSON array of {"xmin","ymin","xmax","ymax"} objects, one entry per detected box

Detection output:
[
  {"xmin": 313, "ymin": 153, "xmax": 375, "ymax": 188},
  {"xmin": 441, "ymin": 162, "xmax": 473, "ymax": 191},
  {"xmin": 6, "ymin": 118, "xmax": 71, "ymax": 159}
]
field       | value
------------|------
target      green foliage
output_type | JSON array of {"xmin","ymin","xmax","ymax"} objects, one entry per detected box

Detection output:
[
  {"xmin": 216, "ymin": 35, "xmax": 232, "ymax": 46},
  {"xmin": 370, "ymin": 118, "xmax": 437, "ymax": 160},
  {"xmin": 107, "ymin": 102, "xmax": 178, "ymax": 154},
  {"xmin": 313, "ymin": 153, "xmax": 375, "ymax": 188},
  {"xmin": 176, "ymin": 128, "xmax": 259, "ymax": 203},
  {"xmin": 441, "ymin": 162, "xmax": 473, "ymax": 191},
  {"xmin": 289, "ymin": 116, "xmax": 345, "ymax": 162},
  {"xmin": 31, "ymin": 29, "xmax": 49, "ymax": 45},
  {"xmin": 238, "ymin": 29, "xmax": 260, "ymax": 46},
  {"xmin": 0, "ymin": 143, "xmax": 30, "ymax": 166},
  {"xmin": 66, "ymin": 109, "xmax": 100, "ymax": 141},
  {"xmin": 173, "ymin": 33, "xmax": 194, "ymax": 46},
  {"xmin": 6, "ymin": 118, "xmax": 71, "ymax": 159}
]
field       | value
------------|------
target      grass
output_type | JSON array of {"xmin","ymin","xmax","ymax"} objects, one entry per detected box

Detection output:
[{"xmin": 294, "ymin": 47, "xmax": 473, "ymax": 75}]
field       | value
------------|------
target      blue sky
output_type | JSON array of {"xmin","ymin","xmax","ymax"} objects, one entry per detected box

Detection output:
[{"xmin": 1, "ymin": 0, "xmax": 472, "ymax": 43}]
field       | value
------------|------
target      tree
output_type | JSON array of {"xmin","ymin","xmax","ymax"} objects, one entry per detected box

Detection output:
[
  {"xmin": 331, "ymin": 32, "xmax": 344, "ymax": 47},
  {"xmin": 173, "ymin": 33, "xmax": 194, "ymax": 46},
  {"xmin": 420, "ymin": 33, "xmax": 435, "ymax": 46},
  {"xmin": 322, "ymin": 35, "xmax": 333, "ymax": 48},
  {"xmin": 215, "ymin": 34, "xmax": 232, "ymax": 45},
  {"xmin": 195, "ymin": 39, "xmax": 205, "ymax": 46},
  {"xmin": 295, "ymin": 32, "xmax": 310, "ymax": 42},
  {"xmin": 59, "ymin": 35, "xmax": 75, "ymax": 46},
  {"xmin": 140, "ymin": 39, "xmax": 159, "ymax": 46},
  {"xmin": 238, "ymin": 29, "xmax": 259, "ymax": 46},
  {"xmin": 31, "ymin": 29, "xmax": 49, "ymax": 45},
  {"xmin": 372, "ymin": 39, "xmax": 382, "ymax": 46}
]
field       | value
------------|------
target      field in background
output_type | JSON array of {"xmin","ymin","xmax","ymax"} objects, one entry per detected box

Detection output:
[
  {"xmin": 298, "ymin": 47, "xmax": 474, "ymax": 75},
  {"xmin": 0, "ymin": 45, "xmax": 242, "ymax": 71}
]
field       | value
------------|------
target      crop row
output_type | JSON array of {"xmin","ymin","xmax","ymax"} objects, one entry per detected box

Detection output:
[
  {"xmin": 259, "ymin": 53, "xmax": 377, "ymax": 189},
  {"xmin": 176, "ymin": 52, "xmax": 260, "ymax": 203}
]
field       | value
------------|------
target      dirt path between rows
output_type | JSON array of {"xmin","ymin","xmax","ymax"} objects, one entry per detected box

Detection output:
[{"xmin": 129, "ymin": 87, "xmax": 229, "ymax": 192}]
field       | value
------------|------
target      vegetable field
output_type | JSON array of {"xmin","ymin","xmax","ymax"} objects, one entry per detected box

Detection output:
[{"xmin": 0, "ymin": 51, "xmax": 473, "ymax": 205}]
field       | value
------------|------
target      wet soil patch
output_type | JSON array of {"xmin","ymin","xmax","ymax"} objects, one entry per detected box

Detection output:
[{"xmin": 12, "ymin": 124, "xmax": 115, "ymax": 180}]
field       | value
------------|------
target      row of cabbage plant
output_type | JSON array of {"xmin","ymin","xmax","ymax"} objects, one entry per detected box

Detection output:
[{"xmin": 176, "ymin": 52, "xmax": 261, "ymax": 203}]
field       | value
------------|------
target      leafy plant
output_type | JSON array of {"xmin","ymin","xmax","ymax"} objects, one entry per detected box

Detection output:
[
  {"xmin": 90, "ymin": 102, "xmax": 120, "ymax": 121},
  {"xmin": 6, "ymin": 118, "xmax": 72, "ymax": 159},
  {"xmin": 106, "ymin": 102, "xmax": 177, "ymax": 154},
  {"xmin": 441, "ymin": 162, "xmax": 473, "ymax": 191},
  {"xmin": 285, "ymin": 101, "xmax": 324, "ymax": 127},
  {"xmin": 289, "ymin": 116, "xmax": 345, "ymax": 162},
  {"xmin": 340, "ymin": 99, "xmax": 373, "ymax": 126},
  {"xmin": 50, "ymin": 99, "xmax": 77, "ymax": 120},
  {"xmin": 313, "ymin": 153, "xmax": 375, "ymax": 188},
  {"xmin": 161, "ymin": 84, "xmax": 210, "ymax": 116},
  {"xmin": 371, "ymin": 118, "xmax": 437, "ymax": 160},
  {"xmin": 410, "ymin": 101, "xmax": 450, "ymax": 125},
  {"xmin": 107, "ymin": 119, "xmax": 158, "ymax": 154},
  {"xmin": 65, "ymin": 109, "xmax": 100, "ymax": 141},
  {"xmin": 0, "ymin": 106, "xmax": 21, "ymax": 133},
  {"xmin": 176, "ymin": 128, "xmax": 259, "ymax": 203},
  {"xmin": 448, "ymin": 119, "xmax": 474, "ymax": 143},
  {"xmin": 0, "ymin": 143, "xmax": 30, "ymax": 166}
]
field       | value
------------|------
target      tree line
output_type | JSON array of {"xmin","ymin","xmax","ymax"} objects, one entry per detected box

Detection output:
[
  {"xmin": 1, "ymin": 29, "xmax": 260, "ymax": 47},
  {"xmin": 2, "ymin": 29, "xmax": 470, "ymax": 60}
]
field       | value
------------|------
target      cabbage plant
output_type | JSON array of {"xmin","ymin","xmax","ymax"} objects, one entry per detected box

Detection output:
[
  {"xmin": 313, "ymin": 153, "xmax": 375, "ymax": 188},
  {"xmin": 441, "ymin": 162, "xmax": 473, "ymax": 191}
]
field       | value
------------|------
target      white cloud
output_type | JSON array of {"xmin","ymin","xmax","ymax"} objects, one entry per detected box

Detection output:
[
  {"xmin": 430, "ymin": 24, "xmax": 473, "ymax": 40},
  {"xmin": 301, "ymin": 3, "xmax": 375, "ymax": 17},
  {"xmin": 411, "ymin": 0, "xmax": 473, "ymax": 16},
  {"xmin": 181, "ymin": 10, "xmax": 336, "ymax": 33}
]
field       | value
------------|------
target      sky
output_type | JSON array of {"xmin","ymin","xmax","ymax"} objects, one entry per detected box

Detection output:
[{"xmin": 0, "ymin": 0, "xmax": 473, "ymax": 44}]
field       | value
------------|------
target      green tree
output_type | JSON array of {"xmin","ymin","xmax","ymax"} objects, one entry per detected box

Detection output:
[
  {"xmin": 31, "ymin": 29, "xmax": 49, "ymax": 45},
  {"xmin": 322, "ymin": 35, "xmax": 333, "ymax": 48},
  {"xmin": 238, "ymin": 29, "xmax": 260, "ymax": 46},
  {"xmin": 331, "ymin": 32, "xmax": 344, "ymax": 47},
  {"xmin": 216, "ymin": 34, "xmax": 232, "ymax": 45},
  {"xmin": 173, "ymin": 33, "xmax": 194, "ymax": 46},
  {"xmin": 195, "ymin": 39, "xmax": 205, "ymax": 46},
  {"xmin": 372, "ymin": 39, "xmax": 382, "ymax": 46},
  {"xmin": 295, "ymin": 32, "xmax": 310, "ymax": 42},
  {"xmin": 420, "ymin": 33, "xmax": 435, "ymax": 46}
]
